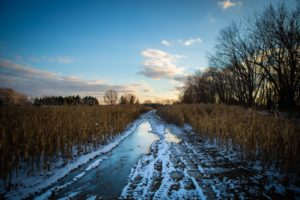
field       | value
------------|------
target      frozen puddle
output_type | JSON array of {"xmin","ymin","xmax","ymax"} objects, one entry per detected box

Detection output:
[{"xmin": 35, "ymin": 120, "xmax": 159, "ymax": 199}]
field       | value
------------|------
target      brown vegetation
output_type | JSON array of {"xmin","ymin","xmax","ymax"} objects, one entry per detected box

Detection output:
[
  {"xmin": 0, "ymin": 105, "xmax": 149, "ymax": 180},
  {"xmin": 0, "ymin": 88, "xmax": 31, "ymax": 106},
  {"xmin": 158, "ymin": 104, "xmax": 300, "ymax": 181}
]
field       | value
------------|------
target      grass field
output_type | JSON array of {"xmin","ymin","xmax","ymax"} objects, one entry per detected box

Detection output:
[
  {"xmin": 158, "ymin": 104, "xmax": 300, "ymax": 181},
  {"xmin": 0, "ymin": 105, "xmax": 149, "ymax": 180}
]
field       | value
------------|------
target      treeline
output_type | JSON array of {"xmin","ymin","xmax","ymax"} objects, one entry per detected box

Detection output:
[
  {"xmin": 103, "ymin": 90, "xmax": 140, "ymax": 105},
  {"xmin": 119, "ymin": 93, "xmax": 140, "ymax": 105},
  {"xmin": 181, "ymin": 3, "xmax": 300, "ymax": 110},
  {"xmin": 33, "ymin": 95, "xmax": 99, "ymax": 106}
]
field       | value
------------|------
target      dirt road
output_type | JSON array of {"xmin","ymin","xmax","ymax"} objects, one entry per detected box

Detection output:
[{"xmin": 121, "ymin": 111, "xmax": 298, "ymax": 199}]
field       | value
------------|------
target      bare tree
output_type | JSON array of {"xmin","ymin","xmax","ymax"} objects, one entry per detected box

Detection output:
[
  {"xmin": 103, "ymin": 90, "xmax": 118, "ymax": 106},
  {"xmin": 180, "ymin": 70, "xmax": 216, "ymax": 104},
  {"xmin": 178, "ymin": 2, "xmax": 300, "ymax": 110},
  {"xmin": 253, "ymin": 3, "xmax": 300, "ymax": 109},
  {"xmin": 208, "ymin": 22, "xmax": 265, "ymax": 106}
]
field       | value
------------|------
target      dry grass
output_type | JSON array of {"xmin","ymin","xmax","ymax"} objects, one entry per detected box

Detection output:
[
  {"xmin": 0, "ymin": 105, "xmax": 149, "ymax": 180},
  {"xmin": 158, "ymin": 104, "xmax": 300, "ymax": 180}
]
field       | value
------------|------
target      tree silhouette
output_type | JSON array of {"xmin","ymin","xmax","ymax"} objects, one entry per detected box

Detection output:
[{"xmin": 103, "ymin": 90, "xmax": 118, "ymax": 106}]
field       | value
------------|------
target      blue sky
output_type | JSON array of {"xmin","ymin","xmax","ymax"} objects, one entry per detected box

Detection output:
[{"xmin": 0, "ymin": 0, "xmax": 296, "ymax": 103}]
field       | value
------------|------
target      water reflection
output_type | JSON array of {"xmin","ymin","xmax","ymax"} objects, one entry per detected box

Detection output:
[{"xmin": 41, "ymin": 121, "xmax": 159, "ymax": 199}]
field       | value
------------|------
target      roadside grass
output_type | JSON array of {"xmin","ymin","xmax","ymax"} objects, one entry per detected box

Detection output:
[
  {"xmin": 157, "ymin": 104, "xmax": 300, "ymax": 182},
  {"xmin": 0, "ymin": 105, "xmax": 149, "ymax": 180}
]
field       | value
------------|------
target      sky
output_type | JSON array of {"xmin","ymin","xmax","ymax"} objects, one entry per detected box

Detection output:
[{"xmin": 0, "ymin": 0, "xmax": 297, "ymax": 103}]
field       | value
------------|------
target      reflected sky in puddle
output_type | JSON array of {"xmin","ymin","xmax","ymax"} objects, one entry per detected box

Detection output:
[
  {"xmin": 165, "ymin": 129, "xmax": 181, "ymax": 144},
  {"xmin": 43, "ymin": 121, "xmax": 159, "ymax": 199}
]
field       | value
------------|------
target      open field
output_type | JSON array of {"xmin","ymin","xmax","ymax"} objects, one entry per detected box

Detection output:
[
  {"xmin": 0, "ymin": 105, "xmax": 149, "ymax": 180},
  {"xmin": 158, "ymin": 104, "xmax": 300, "ymax": 181},
  {"xmin": 1, "ymin": 108, "xmax": 300, "ymax": 199}
]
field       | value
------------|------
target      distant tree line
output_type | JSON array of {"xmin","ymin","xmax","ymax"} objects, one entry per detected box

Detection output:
[
  {"xmin": 180, "ymin": 3, "xmax": 300, "ymax": 110},
  {"xmin": 103, "ymin": 89, "xmax": 140, "ymax": 105},
  {"xmin": 0, "ymin": 88, "xmax": 144, "ymax": 106},
  {"xmin": 34, "ymin": 95, "xmax": 99, "ymax": 106},
  {"xmin": 0, "ymin": 88, "xmax": 31, "ymax": 106},
  {"xmin": 119, "ymin": 93, "xmax": 140, "ymax": 104}
]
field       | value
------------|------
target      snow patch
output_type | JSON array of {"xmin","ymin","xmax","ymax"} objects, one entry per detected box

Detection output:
[{"xmin": 165, "ymin": 129, "xmax": 181, "ymax": 144}]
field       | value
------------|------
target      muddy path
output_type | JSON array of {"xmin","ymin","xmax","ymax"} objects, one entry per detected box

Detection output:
[{"xmin": 121, "ymin": 112, "xmax": 299, "ymax": 200}]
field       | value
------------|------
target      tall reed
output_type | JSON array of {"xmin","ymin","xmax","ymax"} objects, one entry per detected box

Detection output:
[
  {"xmin": 158, "ymin": 104, "xmax": 300, "ymax": 181},
  {"xmin": 0, "ymin": 105, "xmax": 149, "ymax": 180}
]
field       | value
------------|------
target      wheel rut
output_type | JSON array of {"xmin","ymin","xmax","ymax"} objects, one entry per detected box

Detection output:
[{"xmin": 121, "ymin": 112, "xmax": 296, "ymax": 199}]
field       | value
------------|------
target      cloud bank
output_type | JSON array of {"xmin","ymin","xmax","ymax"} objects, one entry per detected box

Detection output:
[{"xmin": 0, "ymin": 59, "xmax": 151, "ymax": 101}]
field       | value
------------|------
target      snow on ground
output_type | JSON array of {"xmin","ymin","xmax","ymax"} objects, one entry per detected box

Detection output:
[
  {"xmin": 121, "ymin": 111, "xmax": 300, "ymax": 199},
  {"xmin": 121, "ymin": 112, "xmax": 209, "ymax": 199},
  {"xmin": 0, "ymin": 111, "xmax": 151, "ymax": 200},
  {"xmin": 34, "ymin": 156, "xmax": 108, "ymax": 200},
  {"xmin": 2, "ymin": 110, "xmax": 299, "ymax": 199}
]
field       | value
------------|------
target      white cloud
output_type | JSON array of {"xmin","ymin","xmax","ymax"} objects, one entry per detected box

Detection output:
[
  {"xmin": 138, "ymin": 49, "xmax": 185, "ymax": 79},
  {"xmin": 14, "ymin": 55, "xmax": 75, "ymax": 64},
  {"xmin": 0, "ymin": 59, "xmax": 151, "ymax": 101},
  {"xmin": 161, "ymin": 38, "xmax": 202, "ymax": 47},
  {"xmin": 218, "ymin": 0, "xmax": 241, "ymax": 10},
  {"xmin": 161, "ymin": 39, "xmax": 172, "ymax": 47},
  {"xmin": 179, "ymin": 38, "xmax": 202, "ymax": 46}
]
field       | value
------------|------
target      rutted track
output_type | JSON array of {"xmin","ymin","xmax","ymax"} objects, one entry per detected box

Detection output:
[{"xmin": 121, "ymin": 111, "xmax": 299, "ymax": 199}]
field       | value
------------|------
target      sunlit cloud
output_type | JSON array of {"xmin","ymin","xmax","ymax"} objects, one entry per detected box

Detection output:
[
  {"xmin": 218, "ymin": 0, "xmax": 241, "ymax": 10},
  {"xmin": 138, "ymin": 49, "xmax": 185, "ymax": 79},
  {"xmin": 0, "ymin": 59, "xmax": 151, "ymax": 102}
]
